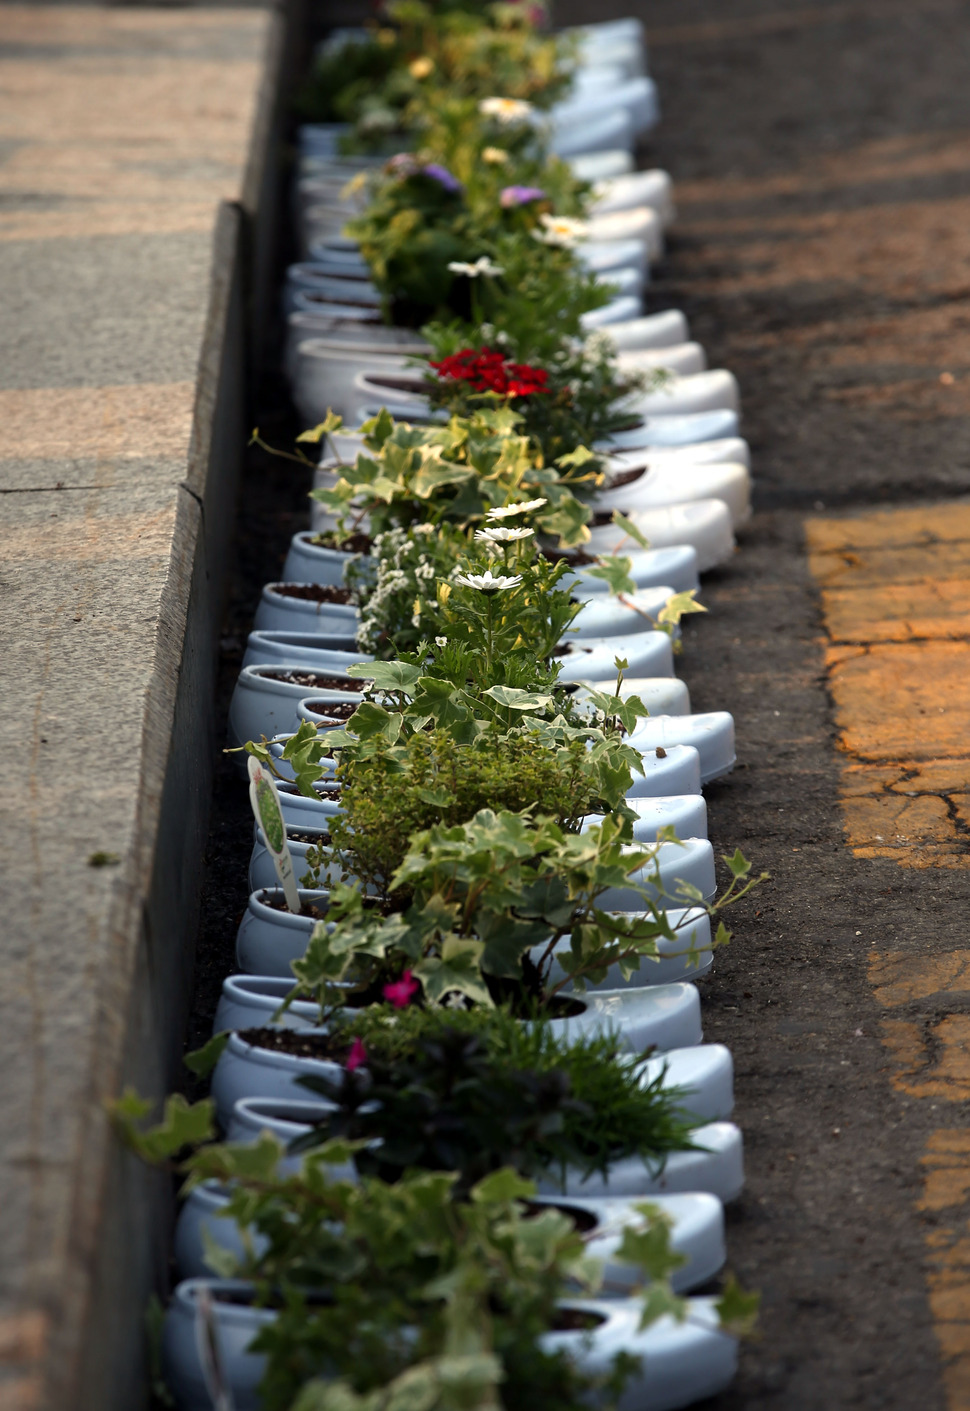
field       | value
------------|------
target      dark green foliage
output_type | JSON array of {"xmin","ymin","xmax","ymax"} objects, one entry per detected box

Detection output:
[{"xmin": 292, "ymin": 1006, "xmax": 699, "ymax": 1191}]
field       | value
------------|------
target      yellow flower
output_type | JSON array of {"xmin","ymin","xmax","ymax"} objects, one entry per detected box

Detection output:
[
  {"xmin": 482, "ymin": 147, "xmax": 510, "ymax": 165},
  {"xmin": 409, "ymin": 56, "xmax": 434, "ymax": 79},
  {"xmin": 377, "ymin": 28, "xmax": 396, "ymax": 45}
]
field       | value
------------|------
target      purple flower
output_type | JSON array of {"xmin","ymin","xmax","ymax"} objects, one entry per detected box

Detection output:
[
  {"xmin": 346, "ymin": 1037, "xmax": 368, "ymax": 1072},
  {"xmin": 422, "ymin": 163, "xmax": 463, "ymax": 194},
  {"xmin": 500, "ymin": 185, "xmax": 546, "ymax": 208}
]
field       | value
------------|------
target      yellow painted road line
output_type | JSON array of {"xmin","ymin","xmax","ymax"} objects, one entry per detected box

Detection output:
[
  {"xmin": 810, "ymin": 502, "xmax": 970, "ymax": 1405},
  {"xmin": 806, "ymin": 502, "xmax": 970, "ymax": 867}
]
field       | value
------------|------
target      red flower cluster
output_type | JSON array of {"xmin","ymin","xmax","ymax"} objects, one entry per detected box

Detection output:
[{"xmin": 430, "ymin": 347, "xmax": 551, "ymax": 398}]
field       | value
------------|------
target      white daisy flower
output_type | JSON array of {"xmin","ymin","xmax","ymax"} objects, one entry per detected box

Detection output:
[
  {"xmin": 479, "ymin": 97, "xmax": 534, "ymax": 124},
  {"xmin": 486, "ymin": 498, "xmax": 547, "ymax": 519},
  {"xmin": 447, "ymin": 256, "xmax": 505, "ymax": 278},
  {"xmin": 474, "ymin": 526, "xmax": 535, "ymax": 542},
  {"xmin": 532, "ymin": 213, "xmax": 589, "ymax": 248},
  {"xmin": 454, "ymin": 569, "xmax": 523, "ymax": 591}
]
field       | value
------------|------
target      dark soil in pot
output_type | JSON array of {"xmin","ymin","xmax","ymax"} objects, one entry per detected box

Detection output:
[
  {"xmin": 256, "ymin": 890, "xmax": 328, "ymax": 920},
  {"xmin": 271, "ymin": 583, "xmax": 354, "ymax": 604},
  {"xmin": 257, "ymin": 669, "xmax": 370, "ymax": 691},
  {"xmin": 303, "ymin": 700, "xmax": 359, "ymax": 720},
  {"xmin": 309, "ymin": 531, "xmax": 372, "ymax": 554}
]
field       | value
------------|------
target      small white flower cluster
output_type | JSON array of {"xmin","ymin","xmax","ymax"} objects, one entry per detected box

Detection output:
[{"xmin": 356, "ymin": 526, "xmax": 445, "ymax": 652}]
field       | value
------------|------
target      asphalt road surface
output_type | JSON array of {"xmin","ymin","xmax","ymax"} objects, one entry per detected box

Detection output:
[{"xmin": 555, "ymin": 0, "xmax": 970, "ymax": 1405}]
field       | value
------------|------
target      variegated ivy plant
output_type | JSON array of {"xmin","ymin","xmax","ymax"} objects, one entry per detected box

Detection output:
[{"xmin": 308, "ymin": 404, "xmax": 597, "ymax": 549}]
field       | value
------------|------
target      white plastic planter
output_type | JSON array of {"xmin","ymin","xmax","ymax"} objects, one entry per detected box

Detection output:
[
  {"xmin": 225, "ymin": 1092, "xmax": 743, "ymax": 1206},
  {"xmin": 550, "ymin": 76, "xmax": 659, "ymax": 138},
  {"xmin": 542, "ymin": 1121, "xmax": 745, "ymax": 1203},
  {"xmin": 211, "ymin": 1030, "xmax": 342, "ymax": 1128},
  {"xmin": 620, "ymin": 369, "xmax": 740, "ymax": 419},
  {"xmin": 591, "ymin": 263, "xmax": 645, "ymax": 299},
  {"xmin": 573, "ymin": 676, "xmax": 690, "ymax": 715},
  {"xmin": 241, "ymin": 631, "xmax": 370, "ymax": 672},
  {"xmin": 542, "ymin": 1297, "xmax": 737, "ymax": 1411},
  {"xmin": 597, "ymin": 310, "xmax": 689, "ymax": 350},
  {"xmin": 162, "ymin": 1287, "xmax": 735, "ymax": 1411},
  {"xmin": 600, "ymin": 407, "xmax": 739, "ymax": 448},
  {"xmin": 586, "ymin": 206, "xmax": 663, "ymax": 261},
  {"xmin": 559, "ymin": 544, "xmax": 699, "ymax": 596},
  {"xmin": 282, "ymin": 532, "xmax": 369, "ymax": 586},
  {"xmin": 592, "ymin": 170, "xmax": 675, "ymax": 225},
  {"xmin": 285, "ymin": 316, "xmax": 425, "ymax": 382},
  {"xmin": 214, "ymin": 974, "xmax": 319, "ymax": 1035},
  {"xmin": 615, "ymin": 341, "xmax": 705, "ymax": 375},
  {"xmin": 556, "ymin": 630, "xmax": 674, "ymax": 682},
  {"xmin": 276, "ymin": 781, "xmax": 343, "ymax": 830},
  {"xmin": 235, "ymin": 887, "xmax": 330, "ymax": 977},
  {"xmin": 174, "ymin": 1184, "xmax": 727, "ymax": 1295},
  {"xmin": 162, "ymin": 1279, "xmax": 271, "ymax": 1411},
  {"xmin": 550, "ymin": 105, "xmax": 635, "ymax": 157},
  {"xmin": 578, "ymin": 236, "xmax": 648, "ymax": 279},
  {"xmin": 586, "ymin": 499, "xmax": 735, "ymax": 573},
  {"xmin": 558, "ymin": 1192, "xmax": 725, "ymax": 1294},
  {"xmin": 594, "ymin": 837, "xmax": 716, "ymax": 911},
  {"xmin": 579, "ymin": 295, "xmax": 644, "ymax": 330},
  {"xmin": 537, "ymin": 906, "xmax": 714, "ymax": 989},
  {"xmin": 292, "ymin": 341, "xmax": 422, "ymax": 424},
  {"xmin": 626, "ymin": 744, "xmax": 702, "ymax": 798},
  {"xmin": 228, "ymin": 664, "xmax": 366, "ymax": 749},
  {"xmin": 569, "ymin": 150, "xmax": 635, "ymax": 182},
  {"xmin": 628, "ymin": 712, "xmax": 736, "ymax": 785},
  {"xmin": 250, "ymin": 824, "xmax": 334, "ymax": 893},
  {"xmin": 588, "ymin": 792, "xmax": 708, "ymax": 842},
  {"xmin": 594, "ymin": 460, "xmax": 752, "ymax": 529},
  {"xmin": 606, "ymin": 434, "xmax": 752, "ymax": 471},
  {"xmin": 547, "ymin": 983, "xmax": 702, "ymax": 1054},
  {"xmin": 253, "ymin": 583, "xmax": 358, "ymax": 636},
  {"xmin": 572, "ymin": 585, "xmax": 674, "ymax": 639},
  {"xmin": 284, "ymin": 263, "xmax": 381, "ymax": 315},
  {"xmin": 210, "ymin": 984, "xmax": 703, "ymax": 1128}
]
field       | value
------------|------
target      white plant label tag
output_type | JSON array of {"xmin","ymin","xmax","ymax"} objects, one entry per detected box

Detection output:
[{"xmin": 247, "ymin": 755, "xmax": 301, "ymax": 914}]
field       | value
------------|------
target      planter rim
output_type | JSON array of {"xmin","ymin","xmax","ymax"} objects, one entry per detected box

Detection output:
[{"xmin": 248, "ymin": 887, "xmax": 329, "ymax": 931}]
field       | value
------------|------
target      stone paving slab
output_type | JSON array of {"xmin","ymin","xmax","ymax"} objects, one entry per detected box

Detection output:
[{"xmin": 0, "ymin": 7, "xmax": 277, "ymax": 1409}]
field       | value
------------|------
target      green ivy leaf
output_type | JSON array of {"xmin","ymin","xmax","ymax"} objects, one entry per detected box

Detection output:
[
  {"xmin": 296, "ymin": 411, "xmax": 345, "ymax": 443},
  {"xmin": 415, "ymin": 936, "xmax": 492, "ymax": 1007},
  {"xmin": 110, "ymin": 1089, "xmax": 215, "ymax": 1162},
  {"xmin": 611, "ymin": 511, "xmax": 650, "ymax": 549},
  {"xmin": 583, "ymin": 554, "xmax": 636, "ymax": 596},
  {"xmin": 715, "ymin": 1276, "xmax": 761, "ymax": 1336},
  {"xmin": 183, "ymin": 1031, "xmax": 230, "ymax": 1077}
]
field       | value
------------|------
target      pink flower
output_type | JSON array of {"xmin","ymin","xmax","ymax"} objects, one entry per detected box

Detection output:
[
  {"xmin": 346, "ymin": 1037, "xmax": 368, "ymax": 1072},
  {"xmin": 383, "ymin": 970, "xmax": 420, "ymax": 1009}
]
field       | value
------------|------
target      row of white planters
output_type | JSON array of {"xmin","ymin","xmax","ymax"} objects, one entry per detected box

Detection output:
[{"xmin": 164, "ymin": 23, "xmax": 751, "ymax": 1409}]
